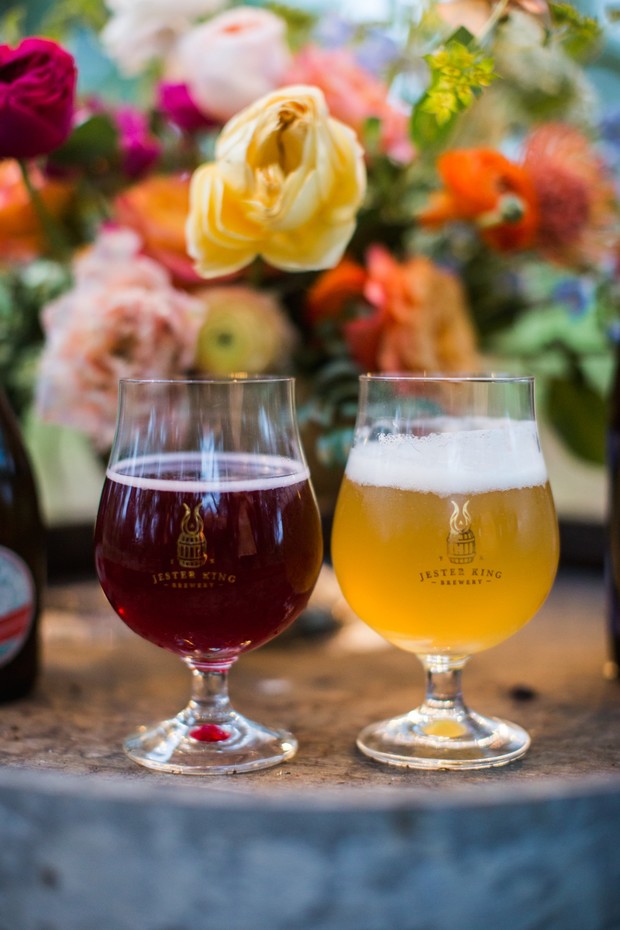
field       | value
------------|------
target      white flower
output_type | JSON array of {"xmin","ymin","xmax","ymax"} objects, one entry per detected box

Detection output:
[
  {"xmin": 101, "ymin": 0, "xmax": 226, "ymax": 76},
  {"xmin": 168, "ymin": 6, "xmax": 291, "ymax": 123}
]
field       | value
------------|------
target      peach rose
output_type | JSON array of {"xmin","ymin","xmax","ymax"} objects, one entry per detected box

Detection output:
[
  {"xmin": 285, "ymin": 46, "xmax": 414, "ymax": 163},
  {"xmin": 187, "ymin": 85, "xmax": 367, "ymax": 277},
  {"xmin": 36, "ymin": 227, "xmax": 203, "ymax": 449},
  {"xmin": 114, "ymin": 173, "xmax": 202, "ymax": 285},
  {"xmin": 170, "ymin": 7, "xmax": 291, "ymax": 124},
  {"xmin": 0, "ymin": 160, "xmax": 73, "ymax": 262}
]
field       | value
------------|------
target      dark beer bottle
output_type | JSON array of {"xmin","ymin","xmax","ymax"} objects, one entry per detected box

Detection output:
[
  {"xmin": 607, "ymin": 327, "xmax": 620, "ymax": 679},
  {"xmin": 0, "ymin": 388, "xmax": 45, "ymax": 701}
]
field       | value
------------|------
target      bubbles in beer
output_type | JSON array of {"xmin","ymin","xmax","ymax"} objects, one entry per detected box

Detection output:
[{"xmin": 346, "ymin": 418, "xmax": 547, "ymax": 496}]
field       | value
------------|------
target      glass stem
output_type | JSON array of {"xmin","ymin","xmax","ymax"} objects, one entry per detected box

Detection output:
[
  {"xmin": 183, "ymin": 660, "xmax": 236, "ymax": 726},
  {"xmin": 418, "ymin": 654, "xmax": 470, "ymax": 719}
]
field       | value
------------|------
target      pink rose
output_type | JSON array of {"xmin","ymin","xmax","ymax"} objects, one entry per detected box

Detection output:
[
  {"xmin": 169, "ymin": 7, "xmax": 291, "ymax": 123},
  {"xmin": 36, "ymin": 227, "xmax": 202, "ymax": 449},
  {"xmin": 285, "ymin": 45, "xmax": 414, "ymax": 163},
  {"xmin": 0, "ymin": 37, "xmax": 77, "ymax": 159}
]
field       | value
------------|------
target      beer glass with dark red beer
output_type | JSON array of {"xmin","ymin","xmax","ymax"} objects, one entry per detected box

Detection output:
[{"xmin": 94, "ymin": 377, "xmax": 323, "ymax": 774}]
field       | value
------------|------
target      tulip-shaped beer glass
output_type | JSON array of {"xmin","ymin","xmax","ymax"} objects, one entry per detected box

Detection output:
[
  {"xmin": 332, "ymin": 375, "xmax": 559, "ymax": 769},
  {"xmin": 95, "ymin": 377, "xmax": 323, "ymax": 774}
]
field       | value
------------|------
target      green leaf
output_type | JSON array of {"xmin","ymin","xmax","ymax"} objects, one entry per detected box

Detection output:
[
  {"xmin": 263, "ymin": 2, "xmax": 317, "ymax": 49},
  {"xmin": 548, "ymin": 1, "xmax": 603, "ymax": 60},
  {"xmin": 0, "ymin": 7, "xmax": 25, "ymax": 44},
  {"xmin": 362, "ymin": 116, "xmax": 382, "ymax": 158},
  {"xmin": 38, "ymin": 0, "xmax": 108, "ymax": 36},
  {"xmin": 411, "ymin": 40, "xmax": 497, "ymax": 147},
  {"xmin": 445, "ymin": 26, "xmax": 476, "ymax": 47},
  {"xmin": 546, "ymin": 376, "xmax": 606, "ymax": 465},
  {"xmin": 49, "ymin": 115, "xmax": 120, "ymax": 170},
  {"xmin": 410, "ymin": 94, "xmax": 461, "ymax": 148}
]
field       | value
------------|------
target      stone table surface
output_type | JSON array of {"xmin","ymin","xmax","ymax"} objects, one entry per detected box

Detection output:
[
  {"xmin": 1, "ymin": 565, "xmax": 619, "ymax": 930},
  {"xmin": 1, "ymin": 563, "xmax": 618, "ymax": 791}
]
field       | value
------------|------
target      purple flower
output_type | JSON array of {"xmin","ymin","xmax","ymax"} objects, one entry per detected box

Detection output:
[
  {"xmin": 313, "ymin": 15, "xmax": 398, "ymax": 77},
  {"xmin": 313, "ymin": 13, "xmax": 355, "ymax": 49},
  {"xmin": 354, "ymin": 30, "xmax": 400, "ymax": 76},
  {"xmin": 599, "ymin": 109, "xmax": 620, "ymax": 192},
  {"xmin": 552, "ymin": 277, "xmax": 592, "ymax": 318}
]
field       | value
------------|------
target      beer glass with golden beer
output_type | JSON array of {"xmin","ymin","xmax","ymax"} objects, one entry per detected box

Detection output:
[
  {"xmin": 332, "ymin": 375, "xmax": 559, "ymax": 769},
  {"xmin": 95, "ymin": 377, "xmax": 323, "ymax": 773}
]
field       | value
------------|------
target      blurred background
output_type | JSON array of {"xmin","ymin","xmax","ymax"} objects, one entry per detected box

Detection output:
[{"xmin": 0, "ymin": 0, "xmax": 618, "ymax": 573}]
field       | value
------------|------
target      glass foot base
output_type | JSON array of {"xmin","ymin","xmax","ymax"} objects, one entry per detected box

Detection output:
[
  {"xmin": 357, "ymin": 707, "xmax": 530, "ymax": 770},
  {"xmin": 124, "ymin": 711, "xmax": 297, "ymax": 775}
]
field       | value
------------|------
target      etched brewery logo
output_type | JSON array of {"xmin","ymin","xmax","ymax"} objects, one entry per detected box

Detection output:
[
  {"xmin": 151, "ymin": 502, "xmax": 236, "ymax": 588},
  {"xmin": 447, "ymin": 500, "xmax": 476, "ymax": 565},
  {"xmin": 177, "ymin": 503, "xmax": 208, "ymax": 568},
  {"xmin": 417, "ymin": 498, "xmax": 503, "ymax": 585}
]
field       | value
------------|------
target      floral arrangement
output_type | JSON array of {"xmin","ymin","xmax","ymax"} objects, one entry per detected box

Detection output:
[{"xmin": 0, "ymin": 0, "xmax": 618, "ymax": 489}]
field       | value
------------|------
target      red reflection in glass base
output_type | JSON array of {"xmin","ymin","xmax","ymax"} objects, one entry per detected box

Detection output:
[{"xmin": 189, "ymin": 724, "xmax": 230, "ymax": 742}]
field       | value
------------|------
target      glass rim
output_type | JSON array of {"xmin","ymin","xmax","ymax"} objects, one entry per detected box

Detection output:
[
  {"xmin": 119, "ymin": 375, "xmax": 295, "ymax": 386},
  {"xmin": 359, "ymin": 372, "xmax": 534, "ymax": 384}
]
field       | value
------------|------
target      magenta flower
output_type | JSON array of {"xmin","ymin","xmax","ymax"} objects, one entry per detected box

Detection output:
[
  {"xmin": 0, "ymin": 37, "xmax": 77, "ymax": 160},
  {"xmin": 157, "ymin": 81, "xmax": 214, "ymax": 134},
  {"xmin": 115, "ymin": 105, "xmax": 161, "ymax": 178}
]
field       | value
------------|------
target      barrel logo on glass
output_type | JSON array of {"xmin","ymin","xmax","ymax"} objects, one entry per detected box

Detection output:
[
  {"xmin": 416, "ymin": 498, "xmax": 504, "ymax": 586},
  {"xmin": 177, "ymin": 503, "xmax": 208, "ymax": 568},
  {"xmin": 151, "ymin": 503, "xmax": 237, "ymax": 588},
  {"xmin": 447, "ymin": 500, "xmax": 476, "ymax": 564}
]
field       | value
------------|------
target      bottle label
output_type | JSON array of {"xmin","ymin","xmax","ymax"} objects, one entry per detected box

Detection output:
[{"xmin": 0, "ymin": 545, "xmax": 35, "ymax": 667}]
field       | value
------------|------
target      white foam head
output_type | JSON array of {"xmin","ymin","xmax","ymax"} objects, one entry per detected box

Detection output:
[
  {"xmin": 107, "ymin": 452, "xmax": 309, "ymax": 493},
  {"xmin": 346, "ymin": 418, "xmax": 547, "ymax": 495}
]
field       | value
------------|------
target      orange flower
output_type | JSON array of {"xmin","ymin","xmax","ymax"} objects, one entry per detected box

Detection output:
[
  {"xmin": 307, "ymin": 247, "xmax": 479, "ymax": 374},
  {"xmin": 306, "ymin": 258, "xmax": 367, "ymax": 322},
  {"xmin": 419, "ymin": 148, "xmax": 539, "ymax": 251},
  {"xmin": 523, "ymin": 123, "xmax": 618, "ymax": 267},
  {"xmin": 114, "ymin": 173, "xmax": 202, "ymax": 285},
  {"xmin": 351, "ymin": 247, "xmax": 479, "ymax": 373},
  {"xmin": 0, "ymin": 160, "xmax": 73, "ymax": 262}
]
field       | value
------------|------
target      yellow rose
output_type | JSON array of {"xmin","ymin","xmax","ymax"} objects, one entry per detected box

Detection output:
[{"xmin": 186, "ymin": 85, "xmax": 367, "ymax": 278}]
